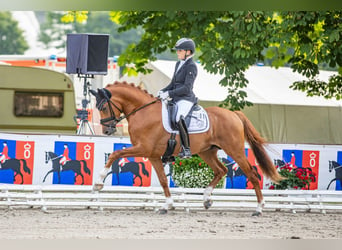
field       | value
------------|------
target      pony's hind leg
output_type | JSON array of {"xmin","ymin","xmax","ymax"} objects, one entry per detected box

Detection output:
[
  {"xmin": 198, "ymin": 149, "xmax": 228, "ymax": 209},
  {"xmin": 232, "ymin": 154, "xmax": 265, "ymax": 216}
]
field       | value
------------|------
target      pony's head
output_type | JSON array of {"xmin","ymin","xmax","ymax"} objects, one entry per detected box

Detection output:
[{"xmin": 90, "ymin": 88, "xmax": 122, "ymax": 135}]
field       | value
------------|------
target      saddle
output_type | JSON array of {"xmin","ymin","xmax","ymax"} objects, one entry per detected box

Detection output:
[
  {"xmin": 161, "ymin": 101, "xmax": 210, "ymax": 163},
  {"xmin": 162, "ymin": 101, "xmax": 210, "ymax": 134}
]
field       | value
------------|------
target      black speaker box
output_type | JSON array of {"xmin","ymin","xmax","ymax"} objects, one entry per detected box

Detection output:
[{"xmin": 66, "ymin": 33, "xmax": 109, "ymax": 75}]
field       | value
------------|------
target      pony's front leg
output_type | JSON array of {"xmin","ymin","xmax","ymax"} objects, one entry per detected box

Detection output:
[
  {"xmin": 93, "ymin": 145, "xmax": 144, "ymax": 191},
  {"xmin": 149, "ymin": 159, "xmax": 174, "ymax": 214},
  {"xmin": 93, "ymin": 156, "xmax": 115, "ymax": 191},
  {"xmin": 93, "ymin": 166, "xmax": 111, "ymax": 191}
]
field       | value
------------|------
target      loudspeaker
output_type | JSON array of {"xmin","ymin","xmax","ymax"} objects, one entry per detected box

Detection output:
[{"xmin": 66, "ymin": 33, "xmax": 109, "ymax": 75}]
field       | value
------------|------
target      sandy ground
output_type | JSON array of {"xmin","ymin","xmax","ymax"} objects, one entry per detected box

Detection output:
[{"xmin": 0, "ymin": 208, "xmax": 341, "ymax": 239}]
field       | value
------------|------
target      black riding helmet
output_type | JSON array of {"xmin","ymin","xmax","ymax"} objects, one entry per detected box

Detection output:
[{"xmin": 173, "ymin": 38, "xmax": 196, "ymax": 54}]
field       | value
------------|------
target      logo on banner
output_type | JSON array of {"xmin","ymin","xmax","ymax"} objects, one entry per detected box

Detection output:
[
  {"xmin": 104, "ymin": 143, "xmax": 151, "ymax": 187},
  {"xmin": 0, "ymin": 139, "xmax": 34, "ymax": 184},
  {"xmin": 43, "ymin": 141, "xmax": 94, "ymax": 185},
  {"xmin": 223, "ymin": 148, "xmax": 263, "ymax": 189},
  {"xmin": 327, "ymin": 152, "xmax": 342, "ymax": 190},
  {"xmin": 274, "ymin": 150, "xmax": 319, "ymax": 190}
]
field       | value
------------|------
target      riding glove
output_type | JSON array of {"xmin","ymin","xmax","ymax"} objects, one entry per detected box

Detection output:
[{"xmin": 158, "ymin": 91, "xmax": 170, "ymax": 100}]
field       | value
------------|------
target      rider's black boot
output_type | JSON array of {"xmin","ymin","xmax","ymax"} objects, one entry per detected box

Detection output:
[{"xmin": 177, "ymin": 117, "xmax": 192, "ymax": 159}]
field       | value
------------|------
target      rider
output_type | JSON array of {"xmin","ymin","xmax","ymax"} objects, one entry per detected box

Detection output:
[
  {"xmin": 0, "ymin": 141, "xmax": 10, "ymax": 168},
  {"xmin": 158, "ymin": 38, "xmax": 198, "ymax": 158},
  {"xmin": 59, "ymin": 144, "xmax": 71, "ymax": 166}
]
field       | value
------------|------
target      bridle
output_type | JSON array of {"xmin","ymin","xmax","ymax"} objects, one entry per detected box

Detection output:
[
  {"xmin": 100, "ymin": 97, "xmax": 160, "ymax": 129},
  {"xmin": 99, "ymin": 98, "xmax": 124, "ymax": 129}
]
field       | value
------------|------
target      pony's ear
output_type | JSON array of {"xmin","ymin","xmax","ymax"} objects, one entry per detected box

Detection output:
[
  {"xmin": 98, "ymin": 88, "xmax": 112, "ymax": 100},
  {"xmin": 89, "ymin": 89, "xmax": 98, "ymax": 97},
  {"xmin": 93, "ymin": 88, "xmax": 112, "ymax": 110}
]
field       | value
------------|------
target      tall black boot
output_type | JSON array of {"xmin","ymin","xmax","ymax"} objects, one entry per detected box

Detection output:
[{"xmin": 177, "ymin": 117, "xmax": 192, "ymax": 158}]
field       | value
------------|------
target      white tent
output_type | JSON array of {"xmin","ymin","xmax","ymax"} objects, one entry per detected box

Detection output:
[{"xmin": 120, "ymin": 60, "xmax": 342, "ymax": 144}]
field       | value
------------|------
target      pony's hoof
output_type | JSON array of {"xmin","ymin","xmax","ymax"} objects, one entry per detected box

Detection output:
[
  {"xmin": 93, "ymin": 183, "xmax": 104, "ymax": 191},
  {"xmin": 252, "ymin": 211, "xmax": 262, "ymax": 217},
  {"xmin": 204, "ymin": 200, "xmax": 213, "ymax": 209},
  {"xmin": 159, "ymin": 209, "xmax": 168, "ymax": 214}
]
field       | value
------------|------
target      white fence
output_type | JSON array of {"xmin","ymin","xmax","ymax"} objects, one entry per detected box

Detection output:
[{"xmin": 0, "ymin": 184, "xmax": 341, "ymax": 214}]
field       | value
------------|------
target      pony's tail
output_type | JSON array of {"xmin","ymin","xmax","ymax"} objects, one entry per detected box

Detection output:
[{"xmin": 234, "ymin": 111, "xmax": 284, "ymax": 183}]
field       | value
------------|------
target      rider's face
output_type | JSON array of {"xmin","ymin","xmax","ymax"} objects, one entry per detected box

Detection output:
[{"xmin": 176, "ymin": 49, "xmax": 189, "ymax": 60}]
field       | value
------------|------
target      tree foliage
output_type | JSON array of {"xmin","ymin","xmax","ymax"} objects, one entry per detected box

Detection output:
[
  {"xmin": 0, "ymin": 12, "xmax": 29, "ymax": 54},
  {"xmin": 63, "ymin": 11, "xmax": 342, "ymax": 110},
  {"xmin": 40, "ymin": 11, "xmax": 143, "ymax": 57}
]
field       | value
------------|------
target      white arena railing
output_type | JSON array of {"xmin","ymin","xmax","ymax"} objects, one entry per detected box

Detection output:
[{"xmin": 0, "ymin": 184, "xmax": 341, "ymax": 214}]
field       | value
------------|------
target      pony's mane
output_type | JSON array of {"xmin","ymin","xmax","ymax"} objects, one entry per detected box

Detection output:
[{"xmin": 106, "ymin": 81, "xmax": 154, "ymax": 98}]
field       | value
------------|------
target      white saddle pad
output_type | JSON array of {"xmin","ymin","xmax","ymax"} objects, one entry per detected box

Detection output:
[{"xmin": 161, "ymin": 101, "xmax": 210, "ymax": 134}]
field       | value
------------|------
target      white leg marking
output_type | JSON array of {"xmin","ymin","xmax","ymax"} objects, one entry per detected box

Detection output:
[
  {"xmin": 256, "ymin": 199, "xmax": 265, "ymax": 213},
  {"xmin": 96, "ymin": 167, "xmax": 110, "ymax": 184},
  {"xmin": 203, "ymin": 186, "xmax": 213, "ymax": 201},
  {"xmin": 93, "ymin": 167, "xmax": 110, "ymax": 191},
  {"xmin": 162, "ymin": 197, "xmax": 174, "ymax": 210}
]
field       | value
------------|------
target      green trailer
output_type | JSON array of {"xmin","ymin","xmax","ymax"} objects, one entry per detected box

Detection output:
[{"xmin": 0, "ymin": 65, "xmax": 77, "ymax": 134}]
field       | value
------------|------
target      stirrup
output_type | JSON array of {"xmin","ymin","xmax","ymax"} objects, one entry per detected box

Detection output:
[{"xmin": 179, "ymin": 147, "xmax": 192, "ymax": 158}]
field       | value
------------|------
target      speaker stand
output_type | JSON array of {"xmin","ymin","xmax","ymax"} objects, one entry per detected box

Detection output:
[{"xmin": 76, "ymin": 74, "xmax": 95, "ymax": 135}]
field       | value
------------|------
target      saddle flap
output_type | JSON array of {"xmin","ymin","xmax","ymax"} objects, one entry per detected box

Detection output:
[{"xmin": 161, "ymin": 101, "xmax": 210, "ymax": 134}]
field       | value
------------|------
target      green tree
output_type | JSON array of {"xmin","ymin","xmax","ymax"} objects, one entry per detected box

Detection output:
[
  {"xmin": 39, "ymin": 11, "xmax": 142, "ymax": 57},
  {"xmin": 110, "ymin": 11, "xmax": 342, "ymax": 110},
  {"xmin": 264, "ymin": 12, "xmax": 342, "ymax": 100},
  {"xmin": 0, "ymin": 12, "xmax": 29, "ymax": 54},
  {"xmin": 61, "ymin": 11, "xmax": 342, "ymax": 109}
]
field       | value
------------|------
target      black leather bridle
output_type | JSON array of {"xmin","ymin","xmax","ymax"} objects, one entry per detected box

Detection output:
[
  {"xmin": 99, "ymin": 98, "xmax": 125, "ymax": 129},
  {"xmin": 100, "ymin": 97, "xmax": 160, "ymax": 130}
]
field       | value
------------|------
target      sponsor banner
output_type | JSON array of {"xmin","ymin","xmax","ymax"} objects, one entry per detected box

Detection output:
[
  {"xmin": 0, "ymin": 139, "xmax": 34, "ymax": 184},
  {"xmin": 333, "ymin": 152, "xmax": 342, "ymax": 190},
  {"xmin": 224, "ymin": 148, "xmax": 263, "ymax": 190},
  {"xmin": 105, "ymin": 143, "xmax": 152, "ymax": 187},
  {"xmin": 281, "ymin": 150, "xmax": 319, "ymax": 190},
  {"xmin": 0, "ymin": 132, "xmax": 341, "ymax": 191}
]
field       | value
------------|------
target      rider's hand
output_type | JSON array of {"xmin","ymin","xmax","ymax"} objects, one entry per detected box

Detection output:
[
  {"xmin": 158, "ymin": 91, "xmax": 169, "ymax": 100},
  {"xmin": 157, "ymin": 90, "xmax": 164, "ymax": 97}
]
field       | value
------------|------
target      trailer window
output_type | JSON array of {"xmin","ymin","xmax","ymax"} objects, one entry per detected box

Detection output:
[{"xmin": 14, "ymin": 92, "xmax": 64, "ymax": 117}]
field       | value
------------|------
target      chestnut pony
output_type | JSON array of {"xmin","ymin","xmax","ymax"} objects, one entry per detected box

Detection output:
[{"xmin": 90, "ymin": 81, "xmax": 282, "ymax": 216}]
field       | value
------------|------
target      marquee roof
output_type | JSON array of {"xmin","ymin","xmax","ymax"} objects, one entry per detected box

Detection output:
[{"xmin": 150, "ymin": 60, "xmax": 341, "ymax": 107}]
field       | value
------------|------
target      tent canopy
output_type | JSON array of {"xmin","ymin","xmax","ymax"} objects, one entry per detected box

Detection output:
[{"xmin": 120, "ymin": 60, "xmax": 342, "ymax": 145}]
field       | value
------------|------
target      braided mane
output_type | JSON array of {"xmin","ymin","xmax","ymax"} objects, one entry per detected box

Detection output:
[{"xmin": 106, "ymin": 81, "xmax": 154, "ymax": 98}]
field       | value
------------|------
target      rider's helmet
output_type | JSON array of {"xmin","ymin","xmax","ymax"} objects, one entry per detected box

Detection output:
[{"xmin": 173, "ymin": 38, "xmax": 196, "ymax": 54}]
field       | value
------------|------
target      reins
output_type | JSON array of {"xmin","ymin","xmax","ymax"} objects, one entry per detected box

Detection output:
[{"xmin": 101, "ymin": 97, "xmax": 160, "ymax": 127}]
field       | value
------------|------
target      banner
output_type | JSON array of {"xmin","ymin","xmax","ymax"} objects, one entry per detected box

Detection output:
[
  {"xmin": 0, "ymin": 139, "xmax": 34, "ymax": 184},
  {"xmin": 0, "ymin": 132, "xmax": 341, "ymax": 190}
]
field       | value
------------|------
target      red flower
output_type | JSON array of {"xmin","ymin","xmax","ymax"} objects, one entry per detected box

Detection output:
[
  {"xmin": 269, "ymin": 185, "xmax": 275, "ymax": 190},
  {"xmin": 293, "ymin": 186, "xmax": 298, "ymax": 189},
  {"xmin": 198, "ymin": 162, "xmax": 202, "ymax": 166},
  {"xmin": 179, "ymin": 161, "xmax": 182, "ymax": 166}
]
